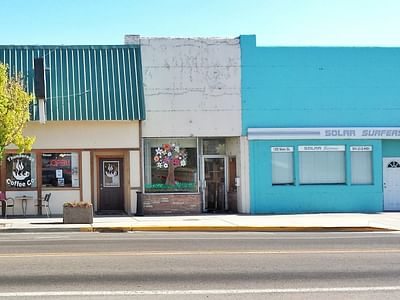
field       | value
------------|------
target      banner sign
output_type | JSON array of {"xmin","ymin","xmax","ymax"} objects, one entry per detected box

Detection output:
[{"xmin": 249, "ymin": 127, "xmax": 400, "ymax": 140}]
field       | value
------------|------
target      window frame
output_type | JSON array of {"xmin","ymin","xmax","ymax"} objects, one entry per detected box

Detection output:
[
  {"xmin": 143, "ymin": 138, "xmax": 199, "ymax": 194},
  {"xmin": 271, "ymin": 147, "xmax": 294, "ymax": 185},
  {"xmin": 40, "ymin": 151, "xmax": 80, "ymax": 189},
  {"xmin": 4, "ymin": 153, "xmax": 37, "ymax": 190},
  {"xmin": 350, "ymin": 146, "xmax": 373, "ymax": 185},
  {"xmin": 298, "ymin": 145, "xmax": 346, "ymax": 185}
]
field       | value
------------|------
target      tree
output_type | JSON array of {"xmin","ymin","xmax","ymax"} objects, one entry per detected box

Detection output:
[
  {"xmin": 153, "ymin": 143, "xmax": 187, "ymax": 185},
  {"xmin": 0, "ymin": 63, "xmax": 35, "ymax": 162}
]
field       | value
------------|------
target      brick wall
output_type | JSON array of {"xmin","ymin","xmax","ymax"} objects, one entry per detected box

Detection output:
[{"xmin": 142, "ymin": 193, "xmax": 202, "ymax": 215}]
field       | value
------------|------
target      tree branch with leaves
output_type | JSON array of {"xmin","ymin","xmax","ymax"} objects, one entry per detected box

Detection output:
[{"xmin": 0, "ymin": 63, "xmax": 35, "ymax": 162}]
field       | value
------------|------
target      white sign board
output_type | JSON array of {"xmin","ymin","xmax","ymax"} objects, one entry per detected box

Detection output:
[
  {"xmin": 249, "ymin": 127, "xmax": 400, "ymax": 140},
  {"xmin": 299, "ymin": 145, "xmax": 345, "ymax": 152},
  {"xmin": 271, "ymin": 147, "xmax": 294, "ymax": 153},
  {"xmin": 350, "ymin": 146, "xmax": 372, "ymax": 152},
  {"xmin": 56, "ymin": 169, "xmax": 63, "ymax": 179}
]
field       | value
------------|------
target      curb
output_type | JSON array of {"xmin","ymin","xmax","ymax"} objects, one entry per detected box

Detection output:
[
  {"xmin": 81, "ymin": 226, "xmax": 395, "ymax": 233},
  {"xmin": 0, "ymin": 227, "xmax": 83, "ymax": 233}
]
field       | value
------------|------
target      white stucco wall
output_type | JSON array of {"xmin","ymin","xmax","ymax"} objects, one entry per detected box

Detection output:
[
  {"xmin": 239, "ymin": 136, "xmax": 250, "ymax": 213},
  {"xmin": 139, "ymin": 37, "xmax": 241, "ymax": 137},
  {"xmin": 21, "ymin": 121, "xmax": 140, "ymax": 149}
]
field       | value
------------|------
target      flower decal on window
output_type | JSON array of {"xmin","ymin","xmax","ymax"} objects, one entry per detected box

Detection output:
[
  {"xmin": 153, "ymin": 144, "xmax": 187, "ymax": 170},
  {"xmin": 153, "ymin": 144, "xmax": 188, "ymax": 185}
]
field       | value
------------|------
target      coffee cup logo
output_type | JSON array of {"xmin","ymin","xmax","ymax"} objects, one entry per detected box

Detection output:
[{"xmin": 13, "ymin": 159, "xmax": 30, "ymax": 181}]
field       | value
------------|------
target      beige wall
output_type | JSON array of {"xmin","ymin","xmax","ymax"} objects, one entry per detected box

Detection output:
[
  {"xmin": 129, "ymin": 150, "xmax": 141, "ymax": 214},
  {"xmin": 81, "ymin": 151, "xmax": 91, "ymax": 202},
  {"xmin": 5, "ymin": 121, "xmax": 141, "ymax": 216},
  {"xmin": 5, "ymin": 189, "xmax": 80, "ymax": 215},
  {"xmin": 21, "ymin": 121, "xmax": 140, "ymax": 149}
]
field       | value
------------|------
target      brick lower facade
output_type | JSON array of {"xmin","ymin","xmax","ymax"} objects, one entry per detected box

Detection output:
[{"xmin": 142, "ymin": 193, "xmax": 202, "ymax": 215}]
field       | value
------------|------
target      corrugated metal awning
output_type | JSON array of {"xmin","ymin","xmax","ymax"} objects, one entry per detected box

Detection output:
[{"xmin": 0, "ymin": 45, "xmax": 145, "ymax": 121}]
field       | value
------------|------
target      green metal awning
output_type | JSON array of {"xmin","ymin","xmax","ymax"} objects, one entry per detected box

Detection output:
[{"xmin": 0, "ymin": 45, "xmax": 145, "ymax": 121}]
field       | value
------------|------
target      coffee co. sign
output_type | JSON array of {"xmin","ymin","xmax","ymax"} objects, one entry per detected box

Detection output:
[{"xmin": 6, "ymin": 154, "xmax": 35, "ymax": 188}]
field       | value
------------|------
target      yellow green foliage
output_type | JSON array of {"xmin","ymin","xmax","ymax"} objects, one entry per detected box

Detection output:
[{"xmin": 0, "ymin": 63, "xmax": 35, "ymax": 162}]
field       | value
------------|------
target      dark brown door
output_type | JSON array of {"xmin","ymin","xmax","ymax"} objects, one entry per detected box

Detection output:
[{"xmin": 99, "ymin": 158, "xmax": 124, "ymax": 212}]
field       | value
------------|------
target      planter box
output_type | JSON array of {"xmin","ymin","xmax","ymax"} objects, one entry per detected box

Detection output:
[{"xmin": 63, "ymin": 206, "xmax": 93, "ymax": 224}]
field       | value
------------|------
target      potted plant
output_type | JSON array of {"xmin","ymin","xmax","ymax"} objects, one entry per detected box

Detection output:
[{"xmin": 63, "ymin": 201, "xmax": 93, "ymax": 224}]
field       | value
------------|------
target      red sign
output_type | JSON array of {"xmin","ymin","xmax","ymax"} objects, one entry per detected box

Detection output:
[{"xmin": 50, "ymin": 159, "xmax": 70, "ymax": 167}]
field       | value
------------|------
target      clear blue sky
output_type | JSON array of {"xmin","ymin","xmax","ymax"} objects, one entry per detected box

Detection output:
[{"xmin": 1, "ymin": 0, "xmax": 399, "ymax": 46}]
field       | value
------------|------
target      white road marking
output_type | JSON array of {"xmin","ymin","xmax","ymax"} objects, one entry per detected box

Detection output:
[
  {"xmin": 0, "ymin": 232, "xmax": 399, "ymax": 243},
  {"xmin": 1, "ymin": 248, "xmax": 400, "ymax": 258},
  {"xmin": 0, "ymin": 286, "xmax": 400, "ymax": 297}
]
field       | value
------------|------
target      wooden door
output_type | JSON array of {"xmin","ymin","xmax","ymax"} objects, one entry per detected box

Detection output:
[{"xmin": 99, "ymin": 158, "xmax": 124, "ymax": 212}]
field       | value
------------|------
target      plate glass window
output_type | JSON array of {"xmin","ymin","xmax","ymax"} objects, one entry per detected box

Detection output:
[
  {"xmin": 6, "ymin": 154, "xmax": 37, "ymax": 188},
  {"xmin": 299, "ymin": 145, "xmax": 346, "ymax": 184},
  {"xmin": 351, "ymin": 146, "xmax": 373, "ymax": 184},
  {"xmin": 144, "ymin": 138, "xmax": 198, "ymax": 193},
  {"xmin": 103, "ymin": 161, "xmax": 120, "ymax": 187},
  {"xmin": 271, "ymin": 147, "xmax": 294, "ymax": 185},
  {"xmin": 41, "ymin": 153, "xmax": 79, "ymax": 187}
]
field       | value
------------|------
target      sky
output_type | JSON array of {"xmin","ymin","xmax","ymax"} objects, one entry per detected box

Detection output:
[{"xmin": 0, "ymin": 0, "xmax": 399, "ymax": 46}]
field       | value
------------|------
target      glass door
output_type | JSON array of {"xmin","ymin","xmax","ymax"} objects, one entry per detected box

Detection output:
[{"xmin": 202, "ymin": 156, "xmax": 227, "ymax": 212}]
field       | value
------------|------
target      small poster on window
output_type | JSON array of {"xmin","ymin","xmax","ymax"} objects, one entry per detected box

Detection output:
[
  {"xmin": 56, "ymin": 169, "xmax": 63, "ymax": 179},
  {"xmin": 103, "ymin": 161, "xmax": 120, "ymax": 187},
  {"xmin": 58, "ymin": 178, "xmax": 65, "ymax": 187}
]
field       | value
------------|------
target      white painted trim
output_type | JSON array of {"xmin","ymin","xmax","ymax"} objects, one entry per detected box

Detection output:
[
  {"xmin": 248, "ymin": 127, "xmax": 400, "ymax": 140},
  {"xmin": 1, "ymin": 286, "xmax": 400, "ymax": 297}
]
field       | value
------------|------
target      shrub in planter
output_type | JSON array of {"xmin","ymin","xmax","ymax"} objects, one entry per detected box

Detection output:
[{"xmin": 63, "ymin": 202, "xmax": 93, "ymax": 224}]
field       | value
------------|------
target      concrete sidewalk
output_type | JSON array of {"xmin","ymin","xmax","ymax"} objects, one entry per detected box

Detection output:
[{"xmin": 1, "ymin": 213, "xmax": 400, "ymax": 233}]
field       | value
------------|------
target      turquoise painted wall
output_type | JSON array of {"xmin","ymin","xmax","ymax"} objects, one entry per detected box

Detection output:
[
  {"xmin": 250, "ymin": 140, "xmax": 383, "ymax": 214},
  {"xmin": 382, "ymin": 140, "xmax": 400, "ymax": 157},
  {"xmin": 240, "ymin": 35, "xmax": 400, "ymax": 135},
  {"xmin": 240, "ymin": 35, "xmax": 400, "ymax": 213}
]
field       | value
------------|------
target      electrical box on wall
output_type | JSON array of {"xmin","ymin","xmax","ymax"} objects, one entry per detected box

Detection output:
[{"xmin": 235, "ymin": 177, "xmax": 240, "ymax": 187}]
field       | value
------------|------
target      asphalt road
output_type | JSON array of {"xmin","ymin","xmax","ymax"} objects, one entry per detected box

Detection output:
[{"xmin": 0, "ymin": 231, "xmax": 399, "ymax": 299}]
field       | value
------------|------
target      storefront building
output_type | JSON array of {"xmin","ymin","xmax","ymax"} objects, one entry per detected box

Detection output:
[
  {"xmin": 126, "ymin": 36, "xmax": 247, "ymax": 214},
  {"xmin": 241, "ymin": 35, "xmax": 400, "ymax": 214},
  {"xmin": 0, "ymin": 45, "xmax": 145, "ymax": 215}
]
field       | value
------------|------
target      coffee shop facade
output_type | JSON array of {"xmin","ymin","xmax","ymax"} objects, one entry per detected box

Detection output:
[{"xmin": 0, "ymin": 45, "xmax": 145, "ymax": 215}]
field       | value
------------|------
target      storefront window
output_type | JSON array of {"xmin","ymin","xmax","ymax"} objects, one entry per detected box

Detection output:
[
  {"xmin": 6, "ymin": 153, "xmax": 37, "ymax": 188},
  {"xmin": 271, "ymin": 147, "xmax": 294, "ymax": 185},
  {"xmin": 351, "ymin": 146, "xmax": 373, "ymax": 184},
  {"xmin": 144, "ymin": 138, "xmax": 198, "ymax": 193},
  {"xmin": 41, "ymin": 153, "xmax": 79, "ymax": 187},
  {"xmin": 299, "ymin": 145, "xmax": 346, "ymax": 184},
  {"xmin": 203, "ymin": 139, "xmax": 225, "ymax": 155}
]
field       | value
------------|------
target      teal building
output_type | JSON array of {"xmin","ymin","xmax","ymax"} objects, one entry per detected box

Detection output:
[{"xmin": 241, "ymin": 35, "xmax": 400, "ymax": 214}]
